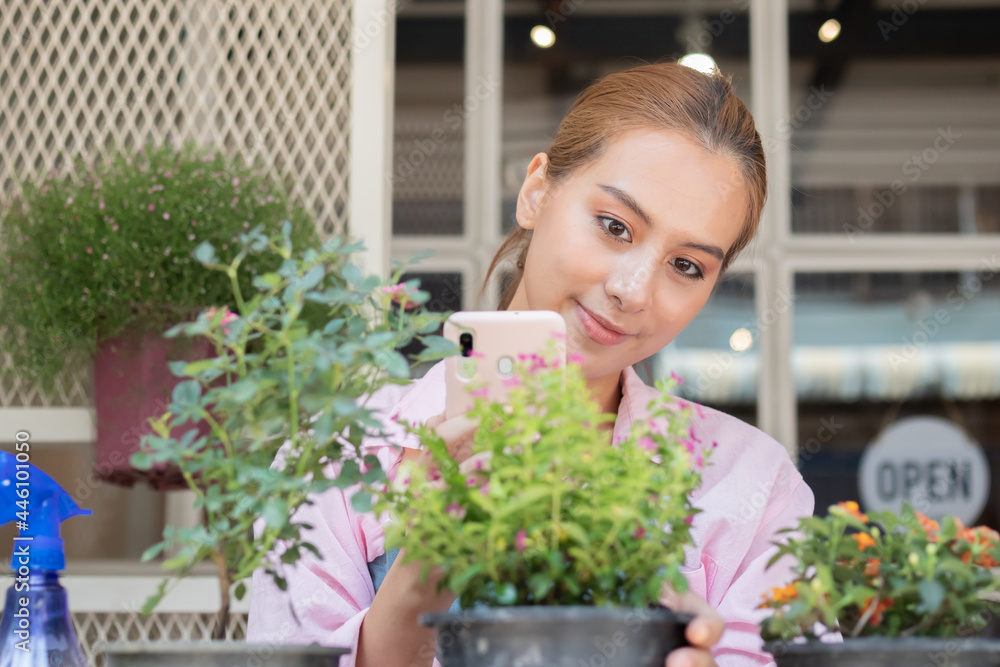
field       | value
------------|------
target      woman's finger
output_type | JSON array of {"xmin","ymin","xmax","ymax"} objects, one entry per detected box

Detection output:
[{"xmin": 665, "ymin": 646, "xmax": 717, "ymax": 667}]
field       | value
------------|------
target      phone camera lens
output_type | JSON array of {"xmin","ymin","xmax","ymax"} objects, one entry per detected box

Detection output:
[{"xmin": 459, "ymin": 332, "xmax": 473, "ymax": 357}]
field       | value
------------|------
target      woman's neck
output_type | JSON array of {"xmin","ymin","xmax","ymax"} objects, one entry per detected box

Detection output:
[{"xmin": 586, "ymin": 371, "xmax": 624, "ymax": 427}]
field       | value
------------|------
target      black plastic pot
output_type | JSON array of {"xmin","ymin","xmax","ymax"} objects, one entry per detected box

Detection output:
[
  {"xmin": 100, "ymin": 642, "xmax": 349, "ymax": 667},
  {"xmin": 420, "ymin": 606, "xmax": 691, "ymax": 667},
  {"xmin": 766, "ymin": 636, "xmax": 1000, "ymax": 667}
]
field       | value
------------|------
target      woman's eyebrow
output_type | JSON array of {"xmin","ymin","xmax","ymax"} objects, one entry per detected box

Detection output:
[{"xmin": 597, "ymin": 183, "xmax": 725, "ymax": 261}]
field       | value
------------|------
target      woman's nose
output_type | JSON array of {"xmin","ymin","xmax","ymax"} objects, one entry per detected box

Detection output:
[{"xmin": 605, "ymin": 256, "xmax": 655, "ymax": 313}]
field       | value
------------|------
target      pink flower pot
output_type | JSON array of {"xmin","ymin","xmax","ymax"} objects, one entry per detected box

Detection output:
[{"xmin": 94, "ymin": 329, "xmax": 213, "ymax": 490}]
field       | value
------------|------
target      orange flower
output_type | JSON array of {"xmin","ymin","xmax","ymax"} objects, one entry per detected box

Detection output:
[
  {"xmin": 961, "ymin": 526, "xmax": 1000, "ymax": 567},
  {"xmin": 836, "ymin": 501, "xmax": 869, "ymax": 523},
  {"xmin": 914, "ymin": 511, "xmax": 939, "ymax": 541},
  {"xmin": 852, "ymin": 532, "xmax": 876, "ymax": 551},
  {"xmin": 864, "ymin": 558, "xmax": 881, "ymax": 577},
  {"xmin": 759, "ymin": 583, "xmax": 799, "ymax": 608},
  {"xmin": 860, "ymin": 597, "xmax": 894, "ymax": 626}
]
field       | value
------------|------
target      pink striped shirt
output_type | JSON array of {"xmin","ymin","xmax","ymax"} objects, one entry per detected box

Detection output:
[{"xmin": 247, "ymin": 361, "xmax": 814, "ymax": 666}]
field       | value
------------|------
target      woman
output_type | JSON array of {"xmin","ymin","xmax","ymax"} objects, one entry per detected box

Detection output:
[{"xmin": 248, "ymin": 63, "xmax": 814, "ymax": 667}]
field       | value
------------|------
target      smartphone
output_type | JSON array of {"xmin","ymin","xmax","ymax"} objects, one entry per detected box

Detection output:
[{"xmin": 444, "ymin": 310, "xmax": 566, "ymax": 419}]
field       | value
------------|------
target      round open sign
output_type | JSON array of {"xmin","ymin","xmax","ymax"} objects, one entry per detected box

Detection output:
[{"xmin": 858, "ymin": 416, "xmax": 990, "ymax": 525}]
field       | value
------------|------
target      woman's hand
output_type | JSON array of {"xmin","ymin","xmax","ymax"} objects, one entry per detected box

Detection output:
[
  {"xmin": 399, "ymin": 410, "xmax": 478, "ymax": 468},
  {"xmin": 663, "ymin": 589, "xmax": 725, "ymax": 667}
]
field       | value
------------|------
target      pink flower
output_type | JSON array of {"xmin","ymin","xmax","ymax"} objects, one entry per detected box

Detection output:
[
  {"xmin": 98, "ymin": 200, "xmax": 104, "ymax": 210},
  {"xmin": 683, "ymin": 440, "xmax": 695, "ymax": 454},
  {"xmin": 220, "ymin": 310, "xmax": 239, "ymax": 335},
  {"xmin": 695, "ymin": 454, "xmax": 704, "ymax": 467},
  {"xmin": 163, "ymin": 213, "xmax": 170, "ymax": 220},
  {"xmin": 428, "ymin": 467, "xmax": 441, "ymax": 482},
  {"xmin": 670, "ymin": 371, "xmax": 684, "ymax": 384},
  {"xmin": 712, "ymin": 441, "xmax": 719, "ymax": 449},
  {"xmin": 147, "ymin": 204, "xmax": 155, "ymax": 211},
  {"xmin": 688, "ymin": 427, "xmax": 702, "ymax": 444},
  {"xmin": 102, "ymin": 253, "xmax": 108, "ymax": 260},
  {"xmin": 467, "ymin": 477, "xmax": 478, "ymax": 487},
  {"xmin": 445, "ymin": 503, "xmax": 466, "ymax": 520},
  {"xmin": 684, "ymin": 515, "xmax": 694, "ymax": 525},
  {"xmin": 470, "ymin": 387, "xmax": 489, "ymax": 398},
  {"xmin": 86, "ymin": 247, "xmax": 93, "ymax": 254},
  {"xmin": 633, "ymin": 527, "xmax": 646, "ymax": 539},
  {"xmin": 191, "ymin": 220, "xmax": 197, "ymax": 226},
  {"xmin": 515, "ymin": 530, "xmax": 528, "ymax": 552},
  {"xmin": 638, "ymin": 436, "xmax": 656, "ymax": 452},
  {"xmin": 502, "ymin": 377, "xmax": 521, "ymax": 388},
  {"xmin": 479, "ymin": 483, "xmax": 490, "ymax": 496},
  {"xmin": 112, "ymin": 225, "xmax": 119, "ymax": 231},
  {"xmin": 188, "ymin": 234, "xmax": 196, "ymax": 241}
]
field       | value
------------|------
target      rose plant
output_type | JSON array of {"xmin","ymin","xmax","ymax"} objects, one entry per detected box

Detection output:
[
  {"xmin": 760, "ymin": 501, "xmax": 1000, "ymax": 642},
  {"xmin": 380, "ymin": 348, "xmax": 712, "ymax": 609},
  {"xmin": 133, "ymin": 222, "xmax": 453, "ymax": 637}
]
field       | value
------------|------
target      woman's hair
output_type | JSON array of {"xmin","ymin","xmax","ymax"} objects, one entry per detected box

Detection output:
[{"xmin": 484, "ymin": 62, "xmax": 767, "ymax": 310}]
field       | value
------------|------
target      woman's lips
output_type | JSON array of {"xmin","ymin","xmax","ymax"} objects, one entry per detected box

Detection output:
[{"xmin": 575, "ymin": 303, "xmax": 630, "ymax": 346}]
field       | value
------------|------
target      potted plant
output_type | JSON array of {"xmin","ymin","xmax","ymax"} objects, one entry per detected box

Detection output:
[
  {"xmin": 0, "ymin": 142, "xmax": 316, "ymax": 488},
  {"xmin": 378, "ymin": 348, "xmax": 712, "ymax": 666},
  {"xmin": 759, "ymin": 501, "xmax": 1000, "ymax": 666},
  {"xmin": 99, "ymin": 223, "xmax": 452, "ymax": 667}
]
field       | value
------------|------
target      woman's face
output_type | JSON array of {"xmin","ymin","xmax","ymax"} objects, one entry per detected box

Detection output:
[{"xmin": 507, "ymin": 128, "xmax": 749, "ymax": 383}]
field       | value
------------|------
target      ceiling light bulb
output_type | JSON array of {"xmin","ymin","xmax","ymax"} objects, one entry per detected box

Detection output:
[
  {"xmin": 679, "ymin": 53, "xmax": 717, "ymax": 75},
  {"xmin": 729, "ymin": 328, "xmax": 753, "ymax": 352},
  {"xmin": 531, "ymin": 25, "xmax": 555, "ymax": 49},
  {"xmin": 819, "ymin": 19, "xmax": 841, "ymax": 43}
]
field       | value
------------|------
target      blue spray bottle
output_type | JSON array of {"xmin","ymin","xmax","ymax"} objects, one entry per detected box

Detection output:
[{"xmin": 0, "ymin": 450, "xmax": 91, "ymax": 667}]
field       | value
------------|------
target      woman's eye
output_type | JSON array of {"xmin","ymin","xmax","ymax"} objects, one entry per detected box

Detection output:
[
  {"xmin": 672, "ymin": 258, "xmax": 704, "ymax": 280},
  {"xmin": 599, "ymin": 217, "xmax": 631, "ymax": 242}
]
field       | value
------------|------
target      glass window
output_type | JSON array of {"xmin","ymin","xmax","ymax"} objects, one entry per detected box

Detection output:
[
  {"xmin": 793, "ymin": 270, "xmax": 1000, "ymax": 528},
  {"xmin": 787, "ymin": 10, "xmax": 1000, "ymax": 236},
  {"xmin": 655, "ymin": 273, "xmax": 757, "ymax": 427}
]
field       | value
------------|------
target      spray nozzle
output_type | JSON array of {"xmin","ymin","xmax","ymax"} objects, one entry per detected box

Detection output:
[{"xmin": 1, "ymin": 450, "xmax": 91, "ymax": 572}]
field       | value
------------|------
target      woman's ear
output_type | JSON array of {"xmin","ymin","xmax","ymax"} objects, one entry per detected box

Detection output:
[{"xmin": 515, "ymin": 153, "xmax": 549, "ymax": 231}]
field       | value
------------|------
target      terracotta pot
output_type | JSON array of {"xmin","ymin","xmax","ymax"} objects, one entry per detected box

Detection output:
[{"xmin": 93, "ymin": 328, "xmax": 213, "ymax": 490}]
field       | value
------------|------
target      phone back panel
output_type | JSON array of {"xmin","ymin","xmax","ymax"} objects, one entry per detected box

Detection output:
[{"xmin": 444, "ymin": 310, "xmax": 566, "ymax": 419}]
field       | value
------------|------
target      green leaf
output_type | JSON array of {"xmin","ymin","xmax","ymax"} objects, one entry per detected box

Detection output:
[
  {"xmin": 323, "ymin": 318, "xmax": 345, "ymax": 335},
  {"xmin": 299, "ymin": 264, "xmax": 325, "ymax": 291},
  {"xmin": 172, "ymin": 380, "xmax": 202, "ymax": 406},
  {"xmin": 193, "ymin": 242, "xmax": 217, "ymax": 265},
  {"xmin": 450, "ymin": 563, "xmax": 486, "ymax": 592},
  {"xmin": 260, "ymin": 272, "xmax": 285, "ymax": 288},
  {"xmin": 351, "ymin": 492, "xmax": 373, "ymax": 513},
  {"xmin": 495, "ymin": 582, "xmax": 518, "ymax": 605},
  {"xmin": 342, "ymin": 263, "xmax": 362, "ymax": 286},
  {"xmin": 141, "ymin": 579, "xmax": 170, "ymax": 615},
  {"xmin": 131, "ymin": 451, "xmax": 153, "ymax": 470},
  {"xmin": 140, "ymin": 540, "xmax": 168, "ymax": 562},
  {"xmin": 916, "ymin": 579, "xmax": 946, "ymax": 614},
  {"xmin": 234, "ymin": 581, "xmax": 247, "ymax": 600}
]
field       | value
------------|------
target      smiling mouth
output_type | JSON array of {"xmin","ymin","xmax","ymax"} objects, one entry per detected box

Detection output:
[{"xmin": 575, "ymin": 303, "xmax": 631, "ymax": 346}]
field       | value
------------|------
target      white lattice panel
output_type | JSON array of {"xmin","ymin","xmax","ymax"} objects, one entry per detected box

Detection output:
[
  {"xmin": 0, "ymin": 0, "xmax": 353, "ymax": 408},
  {"xmin": 75, "ymin": 611, "xmax": 248, "ymax": 667}
]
